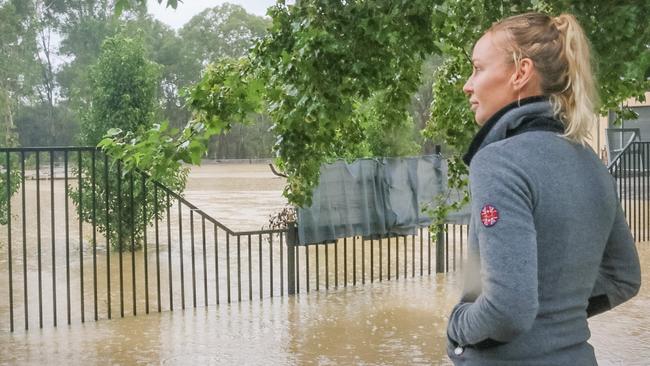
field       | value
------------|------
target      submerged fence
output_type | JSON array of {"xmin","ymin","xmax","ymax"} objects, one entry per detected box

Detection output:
[{"xmin": 0, "ymin": 147, "xmax": 469, "ymax": 332}]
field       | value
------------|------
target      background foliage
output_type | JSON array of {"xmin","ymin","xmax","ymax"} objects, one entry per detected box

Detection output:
[
  {"xmin": 70, "ymin": 32, "xmax": 185, "ymax": 251},
  {"xmin": 2, "ymin": 0, "xmax": 649, "ymax": 233}
]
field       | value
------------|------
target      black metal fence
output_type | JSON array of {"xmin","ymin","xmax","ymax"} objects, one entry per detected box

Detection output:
[
  {"xmin": 0, "ymin": 146, "xmax": 469, "ymax": 332},
  {"xmin": 608, "ymin": 141, "xmax": 650, "ymax": 241}
]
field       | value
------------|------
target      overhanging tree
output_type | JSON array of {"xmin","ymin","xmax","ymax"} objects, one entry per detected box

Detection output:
[{"xmin": 104, "ymin": 1, "xmax": 650, "ymax": 219}]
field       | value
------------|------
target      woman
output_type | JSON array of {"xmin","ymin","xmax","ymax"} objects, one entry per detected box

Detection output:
[{"xmin": 446, "ymin": 12, "xmax": 641, "ymax": 365}]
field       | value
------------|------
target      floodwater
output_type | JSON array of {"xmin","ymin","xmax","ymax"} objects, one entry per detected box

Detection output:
[
  {"xmin": 0, "ymin": 163, "xmax": 649, "ymax": 365},
  {"xmin": 181, "ymin": 163, "xmax": 288, "ymax": 230}
]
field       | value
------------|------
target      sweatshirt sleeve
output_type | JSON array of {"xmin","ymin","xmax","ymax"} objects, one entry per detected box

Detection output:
[
  {"xmin": 587, "ymin": 202, "xmax": 641, "ymax": 317},
  {"xmin": 447, "ymin": 148, "xmax": 539, "ymax": 346}
]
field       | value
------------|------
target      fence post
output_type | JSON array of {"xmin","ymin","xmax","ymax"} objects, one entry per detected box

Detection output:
[
  {"xmin": 436, "ymin": 227, "xmax": 445, "ymax": 273},
  {"xmin": 434, "ymin": 145, "xmax": 446, "ymax": 273},
  {"xmin": 286, "ymin": 225, "xmax": 298, "ymax": 295}
]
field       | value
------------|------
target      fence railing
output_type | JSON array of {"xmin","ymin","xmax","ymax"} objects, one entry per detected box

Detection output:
[
  {"xmin": 608, "ymin": 141, "xmax": 650, "ymax": 241},
  {"xmin": 285, "ymin": 225, "xmax": 468, "ymax": 296},
  {"xmin": 0, "ymin": 146, "xmax": 468, "ymax": 332}
]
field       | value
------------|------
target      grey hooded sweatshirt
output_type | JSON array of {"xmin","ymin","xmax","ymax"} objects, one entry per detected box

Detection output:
[{"xmin": 446, "ymin": 96, "xmax": 641, "ymax": 365}]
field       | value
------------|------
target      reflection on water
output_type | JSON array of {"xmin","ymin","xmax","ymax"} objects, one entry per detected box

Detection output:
[
  {"xmin": 0, "ymin": 164, "xmax": 649, "ymax": 365},
  {"xmin": 0, "ymin": 274, "xmax": 458, "ymax": 365},
  {"xmin": 1, "ymin": 242, "xmax": 648, "ymax": 366}
]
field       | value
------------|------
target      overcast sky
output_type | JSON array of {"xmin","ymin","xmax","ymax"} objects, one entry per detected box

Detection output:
[{"xmin": 146, "ymin": 0, "xmax": 281, "ymax": 29}]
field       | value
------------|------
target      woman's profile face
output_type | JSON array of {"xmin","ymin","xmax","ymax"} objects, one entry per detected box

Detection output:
[{"xmin": 463, "ymin": 31, "xmax": 519, "ymax": 125}]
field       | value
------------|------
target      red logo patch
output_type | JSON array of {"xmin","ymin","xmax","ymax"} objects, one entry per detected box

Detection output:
[{"xmin": 480, "ymin": 204, "xmax": 499, "ymax": 227}]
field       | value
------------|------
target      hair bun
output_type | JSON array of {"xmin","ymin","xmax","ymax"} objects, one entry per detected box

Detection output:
[{"xmin": 552, "ymin": 15, "xmax": 570, "ymax": 32}]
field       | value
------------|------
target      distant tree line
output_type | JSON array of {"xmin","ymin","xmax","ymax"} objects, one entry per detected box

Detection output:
[
  {"xmin": 0, "ymin": 0, "xmax": 437, "ymax": 159},
  {"xmin": 0, "ymin": 1, "xmax": 269, "ymax": 158}
]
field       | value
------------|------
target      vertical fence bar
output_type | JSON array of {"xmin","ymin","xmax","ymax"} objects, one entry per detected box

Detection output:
[
  {"xmin": 45, "ymin": 150, "xmax": 57, "ymax": 327},
  {"xmin": 325, "ymin": 242, "xmax": 329, "ymax": 289},
  {"xmin": 412, "ymin": 234, "xmax": 416, "ymax": 278},
  {"xmin": 628, "ymin": 152, "xmax": 633, "ymax": 235},
  {"xmin": 295, "ymin": 238, "xmax": 300, "ymax": 294},
  {"xmin": 258, "ymin": 234, "xmax": 263, "ymax": 299},
  {"xmin": 304, "ymin": 245, "xmax": 309, "ymax": 293},
  {"xmin": 343, "ymin": 238, "xmax": 347, "ymax": 286},
  {"xmin": 280, "ymin": 232, "xmax": 284, "ymax": 296},
  {"xmin": 64, "ymin": 150, "xmax": 70, "ymax": 325},
  {"xmin": 214, "ymin": 226, "xmax": 220, "ymax": 305},
  {"xmin": 616, "ymin": 157, "xmax": 622, "ymax": 202},
  {"xmin": 154, "ymin": 185, "xmax": 161, "ymax": 312},
  {"xmin": 117, "ymin": 162, "xmax": 124, "ymax": 318},
  {"xmin": 629, "ymin": 150, "xmax": 634, "ymax": 237},
  {"xmin": 620, "ymin": 154, "xmax": 632, "ymax": 226},
  {"xmin": 628, "ymin": 151, "xmax": 632, "ymax": 236},
  {"xmin": 104, "ymin": 154, "xmax": 111, "ymax": 319},
  {"xmin": 436, "ymin": 225, "xmax": 445, "ymax": 273},
  {"xmin": 452, "ymin": 225, "xmax": 457, "ymax": 271},
  {"xmin": 393, "ymin": 236, "xmax": 397, "ymax": 280},
  {"xmin": 643, "ymin": 142, "xmax": 650, "ymax": 241},
  {"xmin": 625, "ymin": 153, "xmax": 630, "ymax": 234},
  {"xmin": 142, "ymin": 175, "xmax": 149, "ymax": 314},
  {"xmin": 460, "ymin": 225, "xmax": 469, "ymax": 266},
  {"xmin": 394, "ymin": 235, "xmax": 398, "ymax": 280},
  {"xmin": 237, "ymin": 235, "xmax": 241, "ymax": 301},
  {"xmin": 78, "ymin": 151, "xmax": 85, "ymax": 322},
  {"xmin": 21, "ymin": 151, "xmax": 28, "ymax": 329},
  {"xmin": 634, "ymin": 149, "xmax": 643, "ymax": 240},
  {"xmin": 380, "ymin": 236, "xmax": 384, "ymax": 282},
  {"xmin": 92, "ymin": 150, "xmax": 98, "ymax": 321},
  {"xmin": 6, "ymin": 151, "xmax": 14, "ymax": 331},
  {"xmin": 50, "ymin": 150, "xmax": 56, "ymax": 327},
  {"xmin": 443, "ymin": 224, "xmax": 449, "ymax": 272},
  {"xmin": 370, "ymin": 237, "xmax": 374, "ymax": 283},
  {"xmin": 269, "ymin": 233, "xmax": 273, "ymax": 297},
  {"xmin": 419, "ymin": 227, "xmax": 423, "ymax": 276},
  {"xmin": 334, "ymin": 240, "xmax": 338, "ymax": 288},
  {"xmin": 178, "ymin": 201, "xmax": 185, "ymax": 309},
  {"xmin": 632, "ymin": 149, "xmax": 637, "ymax": 232},
  {"xmin": 248, "ymin": 234, "xmax": 252, "ymax": 300},
  {"xmin": 352, "ymin": 236, "xmax": 357, "ymax": 285},
  {"xmin": 190, "ymin": 210, "xmax": 196, "ymax": 308},
  {"xmin": 631, "ymin": 149, "xmax": 636, "ymax": 238},
  {"xmin": 166, "ymin": 192, "xmax": 173, "ymax": 311},
  {"xmin": 402, "ymin": 236, "xmax": 408, "ymax": 279},
  {"xmin": 36, "ymin": 151, "xmax": 43, "ymax": 328},
  {"xmin": 286, "ymin": 229, "xmax": 296, "ymax": 295},
  {"xmin": 427, "ymin": 229, "xmax": 432, "ymax": 275},
  {"xmin": 641, "ymin": 143, "xmax": 648, "ymax": 241},
  {"xmin": 361, "ymin": 237, "xmax": 366, "ymax": 285},
  {"xmin": 615, "ymin": 151, "xmax": 620, "ymax": 201},
  {"xmin": 620, "ymin": 154, "xmax": 632, "ymax": 228},
  {"xmin": 641, "ymin": 145, "xmax": 644, "ymax": 240},
  {"xmin": 634, "ymin": 147, "xmax": 643, "ymax": 240},
  {"xmin": 202, "ymin": 217, "xmax": 207, "ymax": 307},
  {"xmin": 315, "ymin": 243, "xmax": 320, "ymax": 291},
  {"xmin": 226, "ymin": 233, "xmax": 231, "ymax": 303}
]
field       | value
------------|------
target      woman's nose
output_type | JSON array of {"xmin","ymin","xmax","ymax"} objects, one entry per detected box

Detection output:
[{"xmin": 463, "ymin": 79, "xmax": 473, "ymax": 95}]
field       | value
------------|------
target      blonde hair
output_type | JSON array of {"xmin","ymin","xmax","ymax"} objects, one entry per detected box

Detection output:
[{"xmin": 489, "ymin": 13, "xmax": 599, "ymax": 145}]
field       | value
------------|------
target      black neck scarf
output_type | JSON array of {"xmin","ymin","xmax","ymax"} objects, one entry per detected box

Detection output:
[{"xmin": 462, "ymin": 96, "xmax": 565, "ymax": 166}]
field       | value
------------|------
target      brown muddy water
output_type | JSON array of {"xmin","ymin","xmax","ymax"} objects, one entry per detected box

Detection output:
[{"xmin": 0, "ymin": 163, "xmax": 648, "ymax": 365}]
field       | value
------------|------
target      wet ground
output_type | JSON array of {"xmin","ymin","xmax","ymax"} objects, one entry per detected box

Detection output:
[{"xmin": 0, "ymin": 163, "xmax": 648, "ymax": 365}]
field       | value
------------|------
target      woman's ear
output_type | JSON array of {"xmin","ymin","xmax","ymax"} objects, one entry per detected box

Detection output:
[{"xmin": 512, "ymin": 57, "xmax": 540, "ymax": 93}]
